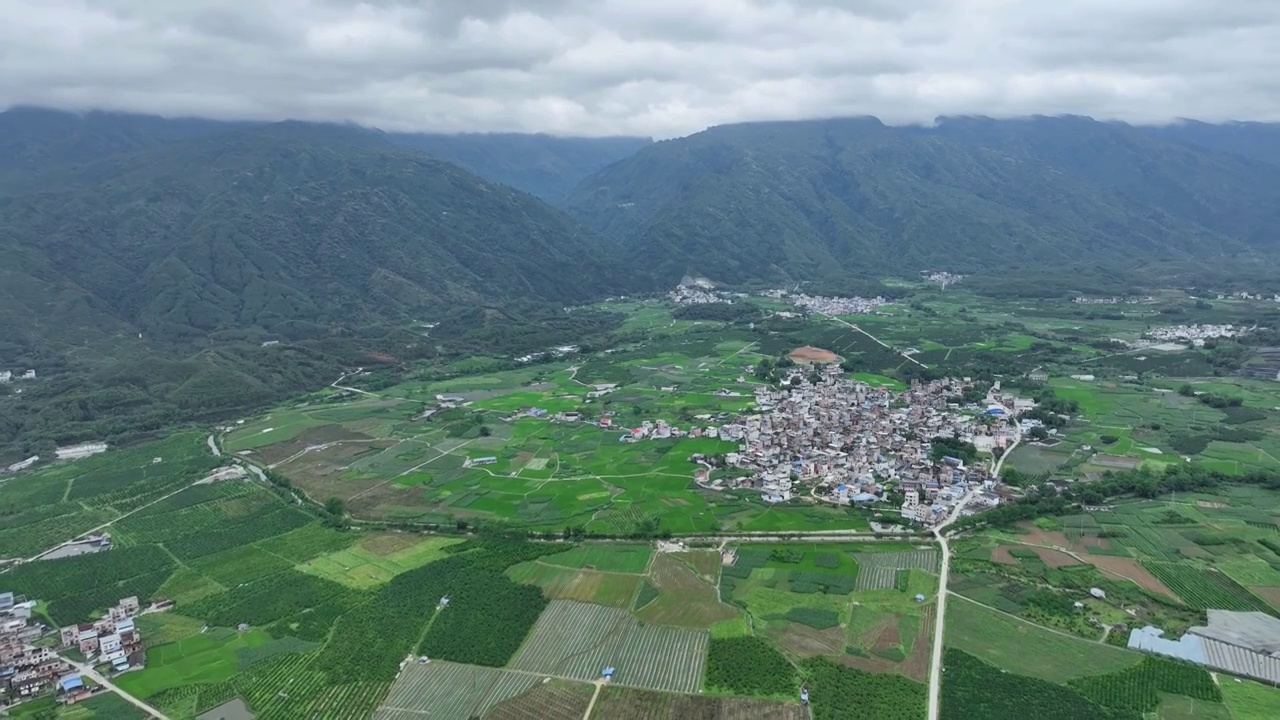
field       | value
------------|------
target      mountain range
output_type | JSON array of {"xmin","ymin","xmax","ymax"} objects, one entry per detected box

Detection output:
[
  {"xmin": 2, "ymin": 106, "xmax": 1280, "ymax": 456},
  {"xmin": 564, "ymin": 116, "xmax": 1280, "ymax": 285}
]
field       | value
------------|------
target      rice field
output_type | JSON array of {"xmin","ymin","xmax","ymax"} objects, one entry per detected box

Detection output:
[{"xmin": 509, "ymin": 600, "xmax": 707, "ymax": 693}]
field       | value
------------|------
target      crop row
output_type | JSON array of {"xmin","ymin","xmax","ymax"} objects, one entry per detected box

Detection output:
[
  {"xmin": 510, "ymin": 599, "xmax": 707, "ymax": 693},
  {"xmin": 375, "ymin": 661, "xmax": 539, "ymax": 719},
  {"xmin": 1140, "ymin": 561, "xmax": 1273, "ymax": 612},
  {"xmin": 1068, "ymin": 657, "xmax": 1220, "ymax": 712}
]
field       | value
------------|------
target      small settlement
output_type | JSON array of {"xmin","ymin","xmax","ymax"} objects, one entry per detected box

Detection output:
[
  {"xmin": 1, "ymin": 592, "xmax": 147, "ymax": 710},
  {"xmin": 697, "ymin": 364, "xmax": 1021, "ymax": 524}
]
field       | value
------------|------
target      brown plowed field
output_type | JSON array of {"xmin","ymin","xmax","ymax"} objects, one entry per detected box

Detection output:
[
  {"xmin": 1084, "ymin": 555, "xmax": 1182, "ymax": 603},
  {"xmin": 991, "ymin": 546, "xmax": 1018, "ymax": 565},
  {"xmin": 1034, "ymin": 547, "xmax": 1081, "ymax": 568},
  {"xmin": 788, "ymin": 346, "xmax": 840, "ymax": 363}
]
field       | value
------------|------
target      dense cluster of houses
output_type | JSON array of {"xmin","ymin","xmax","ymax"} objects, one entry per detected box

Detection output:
[
  {"xmin": 0, "ymin": 591, "xmax": 148, "ymax": 709},
  {"xmin": 58, "ymin": 597, "xmax": 146, "ymax": 675},
  {"xmin": 0, "ymin": 591, "xmax": 72, "ymax": 704},
  {"xmin": 1143, "ymin": 324, "xmax": 1250, "ymax": 345},
  {"xmin": 783, "ymin": 293, "xmax": 891, "ymax": 316},
  {"xmin": 668, "ymin": 283, "xmax": 731, "ymax": 305},
  {"xmin": 699, "ymin": 365, "xmax": 1015, "ymax": 524},
  {"xmin": 923, "ymin": 271, "xmax": 963, "ymax": 288},
  {"xmin": 1072, "ymin": 295, "xmax": 1157, "ymax": 304},
  {"xmin": 0, "ymin": 370, "xmax": 35, "ymax": 383}
]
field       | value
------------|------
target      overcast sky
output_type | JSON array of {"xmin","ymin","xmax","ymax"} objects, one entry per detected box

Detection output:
[{"xmin": 2, "ymin": 0, "xmax": 1277, "ymax": 138}]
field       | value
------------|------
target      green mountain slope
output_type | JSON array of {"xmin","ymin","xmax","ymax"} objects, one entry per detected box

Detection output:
[
  {"xmin": 565, "ymin": 117, "xmax": 1280, "ymax": 284},
  {"xmin": 0, "ymin": 123, "xmax": 627, "ymax": 346},
  {"xmin": 389, "ymin": 132, "xmax": 651, "ymax": 204}
]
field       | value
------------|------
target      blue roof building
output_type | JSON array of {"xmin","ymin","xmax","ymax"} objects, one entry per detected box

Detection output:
[
  {"xmin": 58, "ymin": 674, "xmax": 84, "ymax": 692},
  {"xmin": 602, "ymin": 667, "xmax": 615, "ymax": 678}
]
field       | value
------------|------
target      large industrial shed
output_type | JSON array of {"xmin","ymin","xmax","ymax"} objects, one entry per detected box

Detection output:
[{"xmin": 1129, "ymin": 610, "xmax": 1280, "ymax": 684}]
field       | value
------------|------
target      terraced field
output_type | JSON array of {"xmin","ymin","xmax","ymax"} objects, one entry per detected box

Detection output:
[{"xmin": 509, "ymin": 600, "xmax": 707, "ymax": 693}]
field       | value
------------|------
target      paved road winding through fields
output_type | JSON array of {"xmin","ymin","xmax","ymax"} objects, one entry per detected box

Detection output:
[{"xmin": 926, "ymin": 436, "xmax": 1019, "ymax": 720}]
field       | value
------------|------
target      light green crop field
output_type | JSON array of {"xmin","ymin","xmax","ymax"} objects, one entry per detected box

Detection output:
[
  {"xmin": 297, "ymin": 535, "xmax": 464, "ymax": 588},
  {"xmin": 1220, "ymin": 678, "xmax": 1280, "ymax": 720},
  {"xmin": 116, "ymin": 628, "xmax": 274, "ymax": 697},
  {"xmin": 945, "ymin": 595, "xmax": 1142, "ymax": 683}
]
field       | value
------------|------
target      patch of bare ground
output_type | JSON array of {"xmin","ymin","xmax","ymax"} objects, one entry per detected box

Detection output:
[
  {"xmin": 1197, "ymin": 500, "xmax": 1227, "ymax": 509},
  {"xmin": 635, "ymin": 554, "xmax": 737, "ymax": 629},
  {"xmin": 672, "ymin": 550, "xmax": 722, "ymax": 581},
  {"xmin": 902, "ymin": 605, "xmax": 934, "ymax": 682},
  {"xmin": 359, "ymin": 533, "xmax": 421, "ymax": 556},
  {"xmin": 857, "ymin": 613, "xmax": 896, "ymax": 647},
  {"xmin": 1015, "ymin": 523, "xmax": 1076, "ymax": 550},
  {"xmin": 873, "ymin": 619, "xmax": 902, "ymax": 651},
  {"xmin": 1085, "ymin": 555, "xmax": 1182, "ymax": 602},
  {"xmin": 1034, "ymin": 547, "xmax": 1081, "ymax": 568},
  {"xmin": 594, "ymin": 686, "xmax": 805, "ymax": 720},
  {"xmin": 788, "ymin": 346, "xmax": 840, "ymax": 363},
  {"xmin": 770, "ymin": 623, "xmax": 845, "ymax": 658},
  {"xmin": 836, "ymin": 654, "xmax": 897, "ymax": 674},
  {"xmin": 991, "ymin": 546, "xmax": 1018, "ymax": 565},
  {"xmin": 1250, "ymin": 586, "xmax": 1280, "ymax": 609},
  {"xmin": 256, "ymin": 424, "xmax": 374, "ymax": 465},
  {"xmin": 485, "ymin": 679, "xmax": 594, "ymax": 720}
]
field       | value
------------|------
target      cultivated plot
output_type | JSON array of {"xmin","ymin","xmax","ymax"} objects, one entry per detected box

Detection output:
[
  {"xmin": 509, "ymin": 600, "xmax": 707, "ymax": 693},
  {"xmin": 373, "ymin": 661, "xmax": 543, "ymax": 720}
]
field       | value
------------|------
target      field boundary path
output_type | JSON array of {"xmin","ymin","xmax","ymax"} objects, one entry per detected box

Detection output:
[{"xmin": 61, "ymin": 654, "xmax": 171, "ymax": 719}]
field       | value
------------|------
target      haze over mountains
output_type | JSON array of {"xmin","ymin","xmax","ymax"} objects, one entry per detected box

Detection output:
[{"xmin": 2, "ymin": 105, "xmax": 1280, "ymax": 454}]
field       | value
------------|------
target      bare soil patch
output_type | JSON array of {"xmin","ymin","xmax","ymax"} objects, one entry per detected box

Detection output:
[
  {"xmin": 1089, "ymin": 455, "xmax": 1142, "ymax": 469},
  {"xmin": 788, "ymin": 346, "xmax": 841, "ymax": 364},
  {"xmin": 1034, "ymin": 547, "xmax": 1081, "ymax": 568},
  {"xmin": 635, "ymin": 554, "xmax": 737, "ymax": 629},
  {"xmin": 902, "ymin": 606, "xmax": 934, "ymax": 682},
  {"xmin": 257, "ymin": 424, "xmax": 371, "ymax": 465},
  {"xmin": 359, "ymin": 533, "xmax": 421, "ymax": 556},
  {"xmin": 991, "ymin": 546, "xmax": 1018, "ymax": 565},
  {"xmin": 1250, "ymin": 586, "xmax": 1280, "ymax": 608},
  {"xmin": 873, "ymin": 619, "xmax": 902, "ymax": 651},
  {"xmin": 1015, "ymin": 524, "xmax": 1075, "ymax": 550},
  {"xmin": 1196, "ymin": 500, "xmax": 1227, "ymax": 509},
  {"xmin": 672, "ymin": 550, "xmax": 722, "ymax": 581},
  {"xmin": 857, "ymin": 613, "xmax": 897, "ymax": 647},
  {"xmin": 1085, "ymin": 555, "xmax": 1182, "ymax": 603},
  {"xmin": 771, "ymin": 623, "xmax": 845, "ymax": 658}
]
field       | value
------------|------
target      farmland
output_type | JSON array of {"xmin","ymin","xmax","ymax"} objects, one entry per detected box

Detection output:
[
  {"xmin": 216, "ymin": 313, "xmax": 903, "ymax": 535},
  {"xmin": 945, "ymin": 595, "xmax": 1142, "ymax": 683},
  {"xmin": 509, "ymin": 600, "xmax": 708, "ymax": 693},
  {"xmin": 591, "ymin": 686, "xmax": 806, "ymax": 720}
]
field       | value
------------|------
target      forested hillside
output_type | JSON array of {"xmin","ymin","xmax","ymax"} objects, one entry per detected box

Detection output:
[
  {"xmin": 565, "ymin": 116, "xmax": 1280, "ymax": 285},
  {"xmin": 389, "ymin": 132, "xmax": 651, "ymax": 203},
  {"xmin": 0, "ymin": 120, "xmax": 637, "ymax": 458}
]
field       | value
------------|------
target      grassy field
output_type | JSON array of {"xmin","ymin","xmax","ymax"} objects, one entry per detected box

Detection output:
[
  {"xmin": 116, "ymin": 628, "xmax": 275, "ymax": 697},
  {"xmin": 945, "ymin": 595, "xmax": 1142, "ymax": 683},
  {"xmin": 1219, "ymin": 678, "xmax": 1280, "ymax": 720},
  {"xmin": 296, "ymin": 534, "xmax": 464, "ymax": 589}
]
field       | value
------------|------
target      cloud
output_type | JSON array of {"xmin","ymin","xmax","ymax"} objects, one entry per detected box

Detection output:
[{"xmin": 0, "ymin": 0, "xmax": 1276, "ymax": 138}]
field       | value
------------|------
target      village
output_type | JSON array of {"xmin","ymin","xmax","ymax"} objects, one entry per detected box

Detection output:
[
  {"xmin": 1, "ymin": 591, "xmax": 151, "ymax": 710},
  {"xmin": 1142, "ymin": 323, "xmax": 1251, "ymax": 345},
  {"xmin": 692, "ymin": 363, "xmax": 1024, "ymax": 525}
]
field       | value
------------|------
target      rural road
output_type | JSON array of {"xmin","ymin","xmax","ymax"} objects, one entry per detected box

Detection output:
[
  {"xmin": 331, "ymin": 369, "xmax": 380, "ymax": 397},
  {"xmin": 926, "ymin": 436, "xmax": 1018, "ymax": 720},
  {"xmin": 821, "ymin": 313, "xmax": 928, "ymax": 369},
  {"xmin": 62, "ymin": 656, "xmax": 170, "ymax": 719}
]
